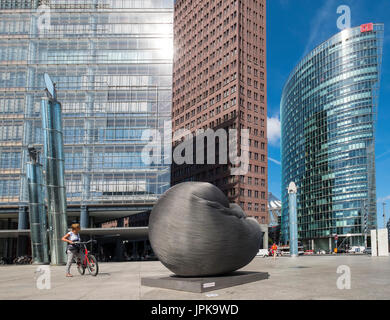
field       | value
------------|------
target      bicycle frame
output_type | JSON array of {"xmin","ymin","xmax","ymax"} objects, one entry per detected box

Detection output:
[{"xmin": 79, "ymin": 244, "xmax": 93, "ymax": 268}]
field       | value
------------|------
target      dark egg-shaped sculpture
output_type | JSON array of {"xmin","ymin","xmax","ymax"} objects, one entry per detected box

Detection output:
[{"xmin": 149, "ymin": 182, "xmax": 263, "ymax": 277}]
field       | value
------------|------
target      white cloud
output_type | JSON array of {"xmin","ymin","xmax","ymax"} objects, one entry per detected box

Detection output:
[
  {"xmin": 377, "ymin": 149, "xmax": 390, "ymax": 160},
  {"xmin": 267, "ymin": 116, "xmax": 281, "ymax": 146},
  {"xmin": 303, "ymin": 0, "xmax": 337, "ymax": 56},
  {"xmin": 268, "ymin": 157, "xmax": 281, "ymax": 165},
  {"xmin": 378, "ymin": 195, "xmax": 390, "ymax": 203}
]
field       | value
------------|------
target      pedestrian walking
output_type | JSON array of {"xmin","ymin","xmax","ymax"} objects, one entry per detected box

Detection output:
[
  {"xmin": 271, "ymin": 243, "xmax": 278, "ymax": 260},
  {"xmin": 62, "ymin": 223, "xmax": 84, "ymax": 277}
]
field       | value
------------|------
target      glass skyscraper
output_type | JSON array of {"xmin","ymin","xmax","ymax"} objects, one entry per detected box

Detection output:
[
  {"xmin": 281, "ymin": 24, "xmax": 384, "ymax": 250},
  {"xmin": 0, "ymin": 0, "xmax": 173, "ymax": 257}
]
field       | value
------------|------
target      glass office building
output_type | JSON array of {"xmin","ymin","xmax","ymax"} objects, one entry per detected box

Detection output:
[
  {"xmin": 0, "ymin": 0, "xmax": 173, "ymax": 257},
  {"xmin": 281, "ymin": 24, "xmax": 384, "ymax": 250}
]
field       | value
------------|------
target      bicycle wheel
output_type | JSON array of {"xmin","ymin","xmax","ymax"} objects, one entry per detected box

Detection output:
[
  {"xmin": 86, "ymin": 255, "xmax": 98, "ymax": 276},
  {"xmin": 77, "ymin": 260, "xmax": 85, "ymax": 275}
]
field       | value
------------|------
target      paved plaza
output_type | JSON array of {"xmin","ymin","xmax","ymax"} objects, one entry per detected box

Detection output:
[{"xmin": 0, "ymin": 255, "xmax": 389, "ymax": 300}]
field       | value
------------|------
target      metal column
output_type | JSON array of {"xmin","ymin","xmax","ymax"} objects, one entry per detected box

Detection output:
[
  {"xmin": 288, "ymin": 182, "xmax": 298, "ymax": 257},
  {"xmin": 80, "ymin": 206, "xmax": 89, "ymax": 229},
  {"xmin": 17, "ymin": 206, "xmax": 28, "ymax": 256},
  {"xmin": 26, "ymin": 147, "xmax": 49, "ymax": 264},
  {"xmin": 80, "ymin": 17, "xmax": 96, "ymax": 224},
  {"xmin": 115, "ymin": 239, "xmax": 124, "ymax": 261},
  {"xmin": 131, "ymin": 241, "xmax": 139, "ymax": 260},
  {"xmin": 17, "ymin": 206, "xmax": 28, "ymax": 230},
  {"xmin": 41, "ymin": 97, "xmax": 68, "ymax": 265}
]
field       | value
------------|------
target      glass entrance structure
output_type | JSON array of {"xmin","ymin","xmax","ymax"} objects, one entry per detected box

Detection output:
[{"xmin": 281, "ymin": 24, "xmax": 384, "ymax": 249}]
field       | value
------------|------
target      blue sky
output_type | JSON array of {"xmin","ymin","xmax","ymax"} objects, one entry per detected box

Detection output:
[{"xmin": 266, "ymin": 0, "xmax": 390, "ymax": 227}]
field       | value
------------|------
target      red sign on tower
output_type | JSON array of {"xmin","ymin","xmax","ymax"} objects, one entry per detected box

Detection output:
[{"xmin": 360, "ymin": 23, "xmax": 373, "ymax": 33}]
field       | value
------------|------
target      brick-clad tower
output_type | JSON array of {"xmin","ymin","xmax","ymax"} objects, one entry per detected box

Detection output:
[{"xmin": 171, "ymin": 0, "xmax": 268, "ymax": 224}]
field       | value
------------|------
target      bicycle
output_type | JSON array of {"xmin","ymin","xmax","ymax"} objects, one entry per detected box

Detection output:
[
  {"xmin": 13, "ymin": 256, "xmax": 32, "ymax": 264},
  {"xmin": 74, "ymin": 240, "xmax": 99, "ymax": 276}
]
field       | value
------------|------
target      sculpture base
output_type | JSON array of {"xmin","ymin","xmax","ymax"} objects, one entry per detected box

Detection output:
[{"xmin": 141, "ymin": 271, "xmax": 269, "ymax": 293}]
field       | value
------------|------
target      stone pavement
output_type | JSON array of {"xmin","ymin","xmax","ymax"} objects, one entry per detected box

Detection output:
[{"xmin": 0, "ymin": 255, "xmax": 389, "ymax": 300}]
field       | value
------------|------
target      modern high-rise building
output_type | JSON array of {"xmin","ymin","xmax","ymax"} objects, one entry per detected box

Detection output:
[
  {"xmin": 0, "ymin": 0, "xmax": 173, "ymax": 259},
  {"xmin": 268, "ymin": 192, "xmax": 281, "ymax": 244},
  {"xmin": 281, "ymin": 23, "xmax": 384, "ymax": 250},
  {"xmin": 268, "ymin": 192, "xmax": 281, "ymax": 227},
  {"xmin": 387, "ymin": 218, "xmax": 390, "ymax": 245},
  {"xmin": 171, "ymin": 0, "xmax": 268, "ymax": 224}
]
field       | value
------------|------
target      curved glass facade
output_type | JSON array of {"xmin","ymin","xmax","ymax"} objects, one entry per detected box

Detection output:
[{"xmin": 281, "ymin": 24, "xmax": 384, "ymax": 249}]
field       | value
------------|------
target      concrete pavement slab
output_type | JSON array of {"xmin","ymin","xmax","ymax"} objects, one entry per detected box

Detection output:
[{"xmin": 0, "ymin": 255, "xmax": 389, "ymax": 300}]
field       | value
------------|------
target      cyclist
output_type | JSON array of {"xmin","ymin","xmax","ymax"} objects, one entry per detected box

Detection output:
[{"xmin": 62, "ymin": 223, "xmax": 84, "ymax": 277}]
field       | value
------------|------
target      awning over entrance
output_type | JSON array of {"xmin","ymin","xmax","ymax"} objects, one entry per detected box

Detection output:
[
  {"xmin": 80, "ymin": 227, "xmax": 148, "ymax": 240},
  {"xmin": 0, "ymin": 227, "xmax": 149, "ymax": 240},
  {"xmin": 0, "ymin": 230, "xmax": 30, "ymax": 238}
]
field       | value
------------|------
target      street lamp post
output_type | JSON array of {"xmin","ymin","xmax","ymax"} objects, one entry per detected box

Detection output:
[
  {"xmin": 383, "ymin": 202, "xmax": 386, "ymax": 229},
  {"xmin": 363, "ymin": 201, "xmax": 368, "ymax": 249},
  {"xmin": 288, "ymin": 182, "xmax": 298, "ymax": 258}
]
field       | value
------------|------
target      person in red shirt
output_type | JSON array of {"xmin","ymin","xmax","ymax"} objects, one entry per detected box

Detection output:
[{"xmin": 271, "ymin": 243, "xmax": 278, "ymax": 260}]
